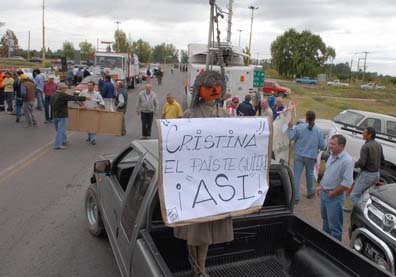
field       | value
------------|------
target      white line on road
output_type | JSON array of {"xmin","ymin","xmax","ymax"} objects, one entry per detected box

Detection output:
[{"xmin": 0, "ymin": 132, "xmax": 74, "ymax": 184}]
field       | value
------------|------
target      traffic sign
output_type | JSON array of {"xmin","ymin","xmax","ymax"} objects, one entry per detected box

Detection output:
[{"xmin": 253, "ymin": 70, "xmax": 265, "ymax": 88}]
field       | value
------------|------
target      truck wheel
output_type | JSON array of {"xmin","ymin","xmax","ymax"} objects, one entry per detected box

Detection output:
[
  {"xmin": 380, "ymin": 171, "xmax": 396, "ymax": 184},
  {"xmin": 85, "ymin": 186, "xmax": 105, "ymax": 237}
]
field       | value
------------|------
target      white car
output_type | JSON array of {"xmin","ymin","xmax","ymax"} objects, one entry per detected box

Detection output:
[
  {"xmin": 360, "ymin": 83, "xmax": 385, "ymax": 90},
  {"xmin": 327, "ymin": 80, "xmax": 349, "ymax": 87}
]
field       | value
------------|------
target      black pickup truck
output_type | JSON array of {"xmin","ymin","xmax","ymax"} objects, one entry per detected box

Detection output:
[{"xmin": 85, "ymin": 139, "xmax": 389, "ymax": 276}]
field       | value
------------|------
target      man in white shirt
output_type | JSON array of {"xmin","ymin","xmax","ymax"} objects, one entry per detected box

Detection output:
[{"xmin": 79, "ymin": 81, "xmax": 105, "ymax": 145}]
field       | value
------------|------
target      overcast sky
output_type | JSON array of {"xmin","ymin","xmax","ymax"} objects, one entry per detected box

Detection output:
[{"xmin": 1, "ymin": 0, "xmax": 396, "ymax": 75}]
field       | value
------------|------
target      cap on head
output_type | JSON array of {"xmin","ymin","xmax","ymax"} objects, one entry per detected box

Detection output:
[
  {"xmin": 20, "ymin": 74, "xmax": 28, "ymax": 80},
  {"xmin": 232, "ymin": 96, "xmax": 239, "ymax": 103}
]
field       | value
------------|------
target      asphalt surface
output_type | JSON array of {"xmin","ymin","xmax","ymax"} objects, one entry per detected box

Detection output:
[
  {"xmin": 0, "ymin": 68, "xmax": 187, "ymax": 277},
  {"xmin": 0, "ymin": 69, "xmax": 352, "ymax": 276}
]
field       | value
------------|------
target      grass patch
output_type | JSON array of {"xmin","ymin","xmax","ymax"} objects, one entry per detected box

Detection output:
[{"xmin": 285, "ymin": 86, "xmax": 396, "ymax": 119}]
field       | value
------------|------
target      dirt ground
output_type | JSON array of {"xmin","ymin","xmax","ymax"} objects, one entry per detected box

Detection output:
[{"xmin": 294, "ymin": 178, "xmax": 352, "ymax": 245}]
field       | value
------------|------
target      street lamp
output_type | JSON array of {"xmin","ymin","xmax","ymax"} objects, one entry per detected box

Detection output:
[
  {"xmin": 247, "ymin": 5, "xmax": 259, "ymax": 65},
  {"xmin": 237, "ymin": 29, "xmax": 243, "ymax": 47}
]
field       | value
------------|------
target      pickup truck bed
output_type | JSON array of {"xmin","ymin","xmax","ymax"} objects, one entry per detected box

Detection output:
[
  {"xmin": 148, "ymin": 216, "xmax": 360, "ymax": 276},
  {"xmin": 140, "ymin": 169, "xmax": 387, "ymax": 277}
]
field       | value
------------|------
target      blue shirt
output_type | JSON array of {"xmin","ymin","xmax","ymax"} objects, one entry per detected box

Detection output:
[
  {"xmin": 287, "ymin": 123, "xmax": 326, "ymax": 159},
  {"xmin": 320, "ymin": 151, "xmax": 354, "ymax": 190},
  {"xmin": 35, "ymin": 74, "xmax": 45, "ymax": 91},
  {"xmin": 101, "ymin": 82, "xmax": 115, "ymax": 99}
]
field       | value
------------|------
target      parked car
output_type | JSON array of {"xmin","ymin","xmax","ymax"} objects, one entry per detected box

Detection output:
[
  {"xmin": 85, "ymin": 139, "xmax": 390, "ymax": 277},
  {"xmin": 74, "ymin": 75, "xmax": 102, "ymax": 94},
  {"xmin": 262, "ymin": 80, "xmax": 291, "ymax": 97},
  {"xmin": 327, "ymin": 80, "xmax": 350, "ymax": 87},
  {"xmin": 361, "ymin": 83, "xmax": 386, "ymax": 90},
  {"xmin": 296, "ymin": 77, "xmax": 318, "ymax": 85},
  {"xmin": 350, "ymin": 183, "xmax": 396, "ymax": 274},
  {"xmin": 7, "ymin": 56, "xmax": 25, "ymax": 61}
]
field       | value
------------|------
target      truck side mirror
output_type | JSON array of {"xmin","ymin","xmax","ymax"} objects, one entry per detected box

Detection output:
[{"xmin": 94, "ymin": 160, "xmax": 111, "ymax": 174}]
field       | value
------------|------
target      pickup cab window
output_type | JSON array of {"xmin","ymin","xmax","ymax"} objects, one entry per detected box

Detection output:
[
  {"xmin": 121, "ymin": 161, "xmax": 155, "ymax": 240},
  {"xmin": 114, "ymin": 148, "xmax": 142, "ymax": 191},
  {"xmin": 358, "ymin": 118, "xmax": 381, "ymax": 133},
  {"xmin": 387, "ymin": 121, "xmax": 396, "ymax": 136},
  {"xmin": 333, "ymin": 110, "xmax": 364, "ymax": 126}
]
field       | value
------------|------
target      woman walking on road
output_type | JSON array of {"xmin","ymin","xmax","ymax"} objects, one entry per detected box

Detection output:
[{"xmin": 287, "ymin": 111, "xmax": 326, "ymax": 203}]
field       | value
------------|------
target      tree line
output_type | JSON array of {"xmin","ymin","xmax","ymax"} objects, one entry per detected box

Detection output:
[{"xmin": 0, "ymin": 29, "xmax": 189, "ymax": 64}]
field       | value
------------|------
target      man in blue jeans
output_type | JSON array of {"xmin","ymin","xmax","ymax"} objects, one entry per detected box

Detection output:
[
  {"xmin": 351, "ymin": 127, "xmax": 383, "ymax": 204},
  {"xmin": 287, "ymin": 111, "xmax": 326, "ymax": 203},
  {"xmin": 51, "ymin": 83, "xmax": 87, "ymax": 150},
  {"xmin": 316, "ymin": 134, "xmax": 354, "ymax": 241},
  {"xmin": 34, "ymin": 69, "xmax": 45, "ymax": 110}
]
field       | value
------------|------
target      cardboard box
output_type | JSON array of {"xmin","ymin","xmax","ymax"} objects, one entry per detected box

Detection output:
[{"xmin": 68, "ymin": 107, "xmax": 123, "ymax": 136}]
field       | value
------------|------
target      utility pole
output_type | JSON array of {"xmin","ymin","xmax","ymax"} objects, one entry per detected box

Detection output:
[
  {"xmin": 357, "ymin": 58, "xmax": 364, "ymax": 82},
  {"xmin": 28, "ymin": 31, "xmax": 31, "ymax": 60},
  {"xmin": 206, "ymin": 0, "xmax": 215, "ymax": 70},
  {"xmin": 42, "ymin": 0, "xmax": 46, "ymax": 67},
  {"xmin": 226, "ymin": 0, "xmax": 233, "ymax": 43},
  {"xmin": 362, "ymin": 51, "xmax": 369, "ymax": 82},
  {"xmin": 247, "ymin": 5, "xmax": 258, "ymax": 65},
  {"xmin": 237, "ymin": 29, "xmax": 243, "ymax": 47}
]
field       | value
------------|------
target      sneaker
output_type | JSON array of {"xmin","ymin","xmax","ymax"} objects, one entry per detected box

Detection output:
[
  {"xmin": 62, "ymin": 141, "xmax": 69, "ymax": 146},
  {"xmin": 307, "ymin": 193, "xmax": 315, "ymax": 199},
  {"xmin": 54, "ymin": 146, "xmax": 67, "ymax": 150},
  {"xmin": 91, "ymin": 141, "xmax": 96, "ymax": 145},
  {"xmin": 16, "ymin": 118, "xmax": 20, "ymax": 123}
]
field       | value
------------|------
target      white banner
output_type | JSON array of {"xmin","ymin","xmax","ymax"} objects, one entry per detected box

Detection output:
[
  {"xmin": 272, "ymin": 102, "xmax": 295, "ymax": 165},
  {"xmin": 157, "ymin": 117, "xmax": 272, "ymax": 226}
]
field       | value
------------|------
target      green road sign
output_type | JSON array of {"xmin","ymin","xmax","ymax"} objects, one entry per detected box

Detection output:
[{"xmin": 253, "ymin": 70, "xmax": 265, "ymax": 88}]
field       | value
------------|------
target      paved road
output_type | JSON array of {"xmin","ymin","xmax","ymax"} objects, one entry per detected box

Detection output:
[
  {"xmin": 0, "ymin": 69, "xmax": 352, "ymax": 276},
  {"xmin": 0, "ymin": 69, "xmax": 187, "ymax": 277}
]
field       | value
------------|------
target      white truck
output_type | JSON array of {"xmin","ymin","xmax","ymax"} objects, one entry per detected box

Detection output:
[
  {"xmin": 327, "ymin": 80, "xmax": 350, "ymax": 87},
  {"xmin": 318, "ymin": 110, "xmax": 396, "ymax": 183},
  {"xmin": 92, "ymin": 52, "xmax": 140, "ymax": 89},
  {"xmin": 186, "ymin": 43, "xmax": 255, "ymax": 107},
  {"xmin": 360, "ymin": 83, "xmax": 386, "ymax": 90}
]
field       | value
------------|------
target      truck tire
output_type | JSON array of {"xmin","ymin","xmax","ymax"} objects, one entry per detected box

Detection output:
[
  {"xmin": 85, "ymin": 185, "xmax": 105, "ymax": 237},
  {"xmin": 380, "ymin": 170, "xmax": 396, "ymax": 184}
]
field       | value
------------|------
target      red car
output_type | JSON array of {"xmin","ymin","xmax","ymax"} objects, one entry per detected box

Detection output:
[{"xmin": 262, "ymin": 80, "xmax": 291, "ymax": 97}]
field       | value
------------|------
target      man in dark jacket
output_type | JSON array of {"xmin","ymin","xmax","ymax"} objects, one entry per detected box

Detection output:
[
  {"xmin": 351, "ymin": 127, "xmax": 384, "ymax": 204},
  {"xmin": 236, "ymin": 94, "xmax": 256, "ymax": 116},
  {"xmin": 101, "ymin": 75, "xmax": 115, "ymax": 111},
  {"xmin": 51, "ymin": 83, "xmax": 87, "ymax": 150},
  {"xmin": 115, "ymin": 81, "xmax": 128, "ymax": 136},
  {"xmin": 14, "ymin": 71, "xmax": 24, "ymax": 122}
]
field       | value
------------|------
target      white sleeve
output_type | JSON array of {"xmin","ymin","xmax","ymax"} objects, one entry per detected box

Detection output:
[
  {"xmin": 97, "ymin": 94, "xmax": 105, "ymax": 106},
  {"xmin": 117, "ymin": 94, "xmax": 125, "ymax": 108}
]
